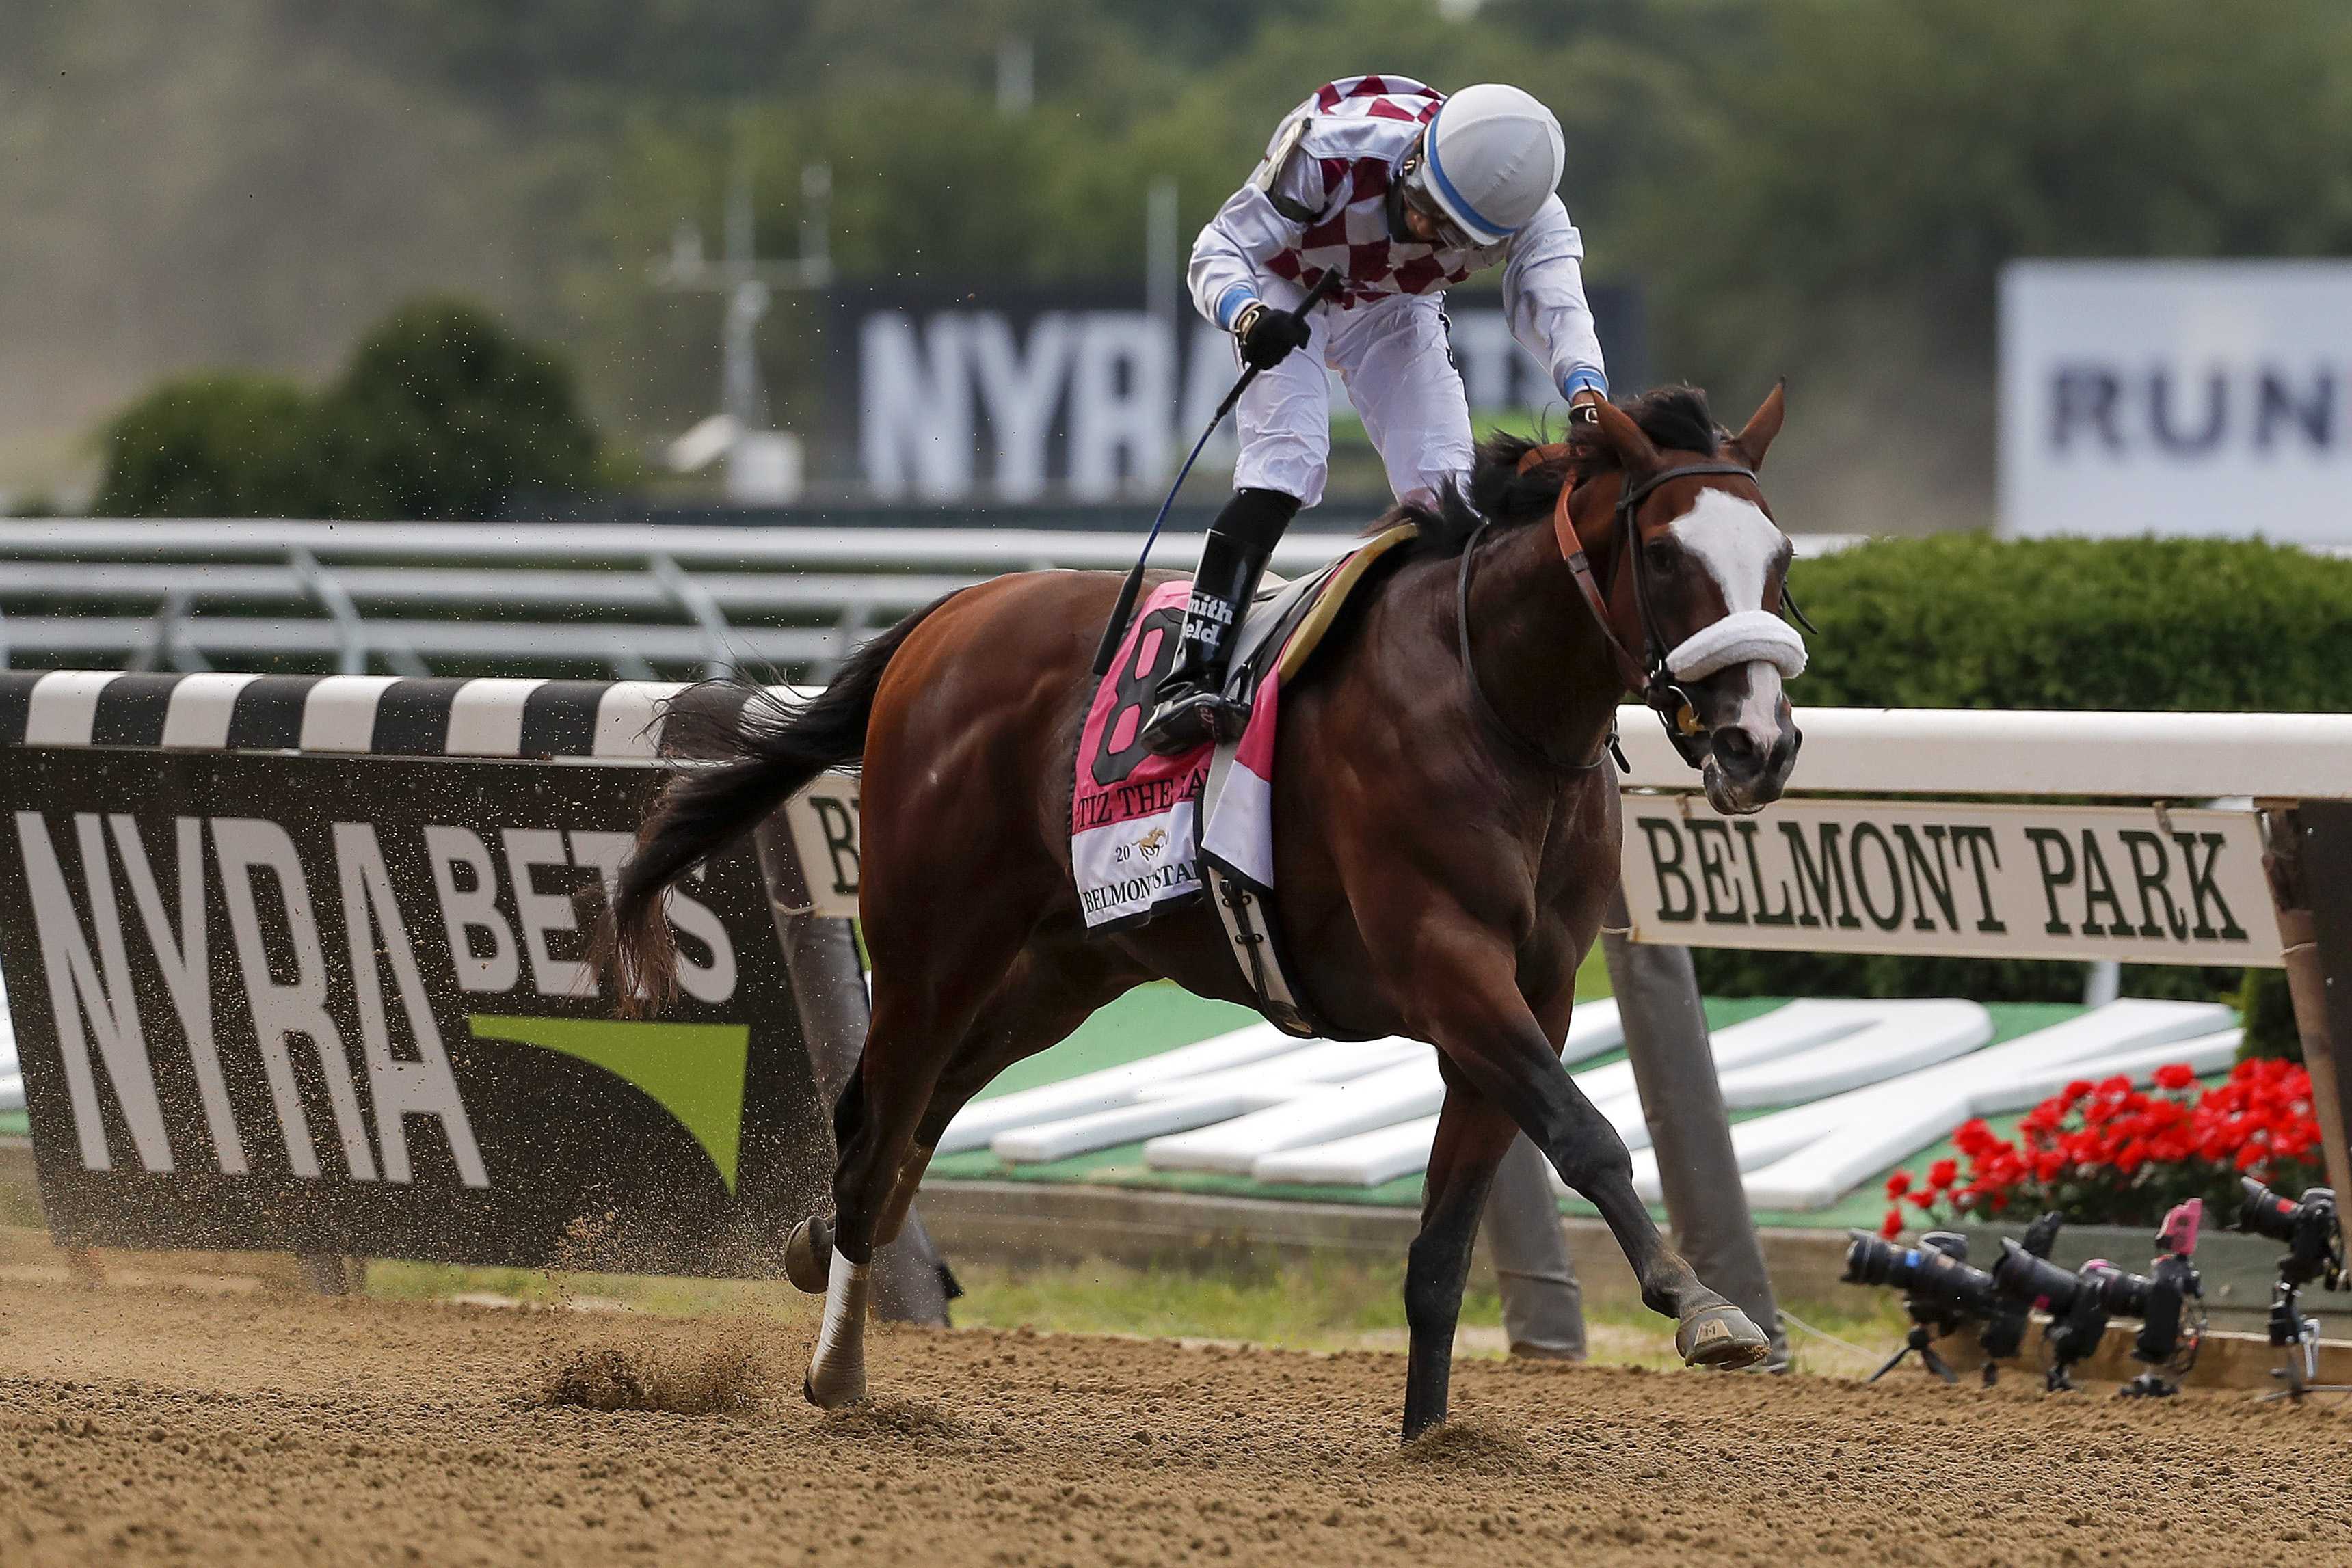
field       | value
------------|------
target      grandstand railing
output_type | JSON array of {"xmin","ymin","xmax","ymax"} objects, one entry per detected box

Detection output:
[{"xmin": 0, "ymin": 519, "xmax": 1862, "ymax": 683}]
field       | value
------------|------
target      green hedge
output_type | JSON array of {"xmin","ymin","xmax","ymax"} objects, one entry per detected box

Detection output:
[
  {"xmin": 93, "ymin": 299, "xmax": 602, "ymax": 522},
  {"xmin": 1688, "ymin": 534, "xmax": 2352, "ymax": 1006}
]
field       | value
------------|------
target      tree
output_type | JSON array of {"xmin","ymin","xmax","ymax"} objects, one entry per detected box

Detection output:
[
  {"xmin": 90, "ymin": 373, "xmax": 321, "ymax": 518},
  {"xmin": 311, "ymin": 298, "xmax": 603, "ymax": 519},
  {"xmin": 91, "ymin": 299, "xmax": 604, "ymax": 519}
]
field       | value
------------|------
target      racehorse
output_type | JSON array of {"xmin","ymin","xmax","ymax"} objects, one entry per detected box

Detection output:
[{"xmin": 600, "ymin": 384, "xmax": 1804, "ymax": 1440}]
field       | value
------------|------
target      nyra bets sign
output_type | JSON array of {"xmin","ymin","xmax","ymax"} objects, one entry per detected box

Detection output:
[
  {"xmin": 1620, "ymin": 798, "xmax": 2280, "ymax": 967},
  {"xmin": 2001, "ymin": 260, "xmax": 2352, "ymax": 544},
  {"xmin": 0, "ymin": 749, "xmax": 830, "ymax": 1273}
]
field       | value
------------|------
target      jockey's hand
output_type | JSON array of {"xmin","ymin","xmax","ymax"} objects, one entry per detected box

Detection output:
[
  {"xmin": 1233, "ymin": 301, "xmax": 1312, "ymax": 371},
  {"xmin": 1568, "ymin": 388, "xmax": 1604, "ymax": 429}
]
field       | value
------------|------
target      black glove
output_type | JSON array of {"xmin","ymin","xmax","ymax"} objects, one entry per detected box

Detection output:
[{"xmin": 1233, "ymin": 300, "xmax": 1312, "ymax": 371}]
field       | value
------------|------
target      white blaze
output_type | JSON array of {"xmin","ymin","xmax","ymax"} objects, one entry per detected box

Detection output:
[
  {"xmin": 1669, "ymin": 488, "xmax": 1784, "ymax": 614},
  {"xmin": 1670, "ymin": 487, "xmax": 1793, "ymax": 734}
]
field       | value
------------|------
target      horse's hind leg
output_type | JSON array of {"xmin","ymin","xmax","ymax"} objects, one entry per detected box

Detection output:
[
  {"xmin": 1402, "ymin": 1074, "xmax": 1520, "ymax": 1440},
  {"xmin": 802, "ymin": 933, "xmax": 1025, "ymax": 1407},
  {"xmin": 862, "ymin": 941, "xmax": 1137, "ymax": 1258},
  {"xmin": 802, "ymin": 931, "xmax": 1138, "ymax": 1407}
]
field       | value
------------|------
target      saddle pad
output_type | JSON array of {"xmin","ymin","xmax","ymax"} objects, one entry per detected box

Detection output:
[
  {"xmin": 1070, "ymin": 522, "xmax": 1417, "ymax": 941},
  {"xmin": 1071, "ymin": 577, "xmax": 1215, "ymax": 929}
]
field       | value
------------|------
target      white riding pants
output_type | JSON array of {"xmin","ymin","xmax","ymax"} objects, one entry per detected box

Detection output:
[{"xmin": 1233, "ymin": 290, "xmax": 1475, "ymax": 511}]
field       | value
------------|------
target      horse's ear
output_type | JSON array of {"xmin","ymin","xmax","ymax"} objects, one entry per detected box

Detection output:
[
  {"xmin": 1590, "ymin": 398, "xmax": 1661, "ymax": 474},
  {"xmin": 1730, "ymin": 379, "xmax": 1787, "ymax": 472}
]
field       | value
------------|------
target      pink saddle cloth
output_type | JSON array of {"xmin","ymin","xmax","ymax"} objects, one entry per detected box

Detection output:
[{"xmin": 1071, "ymin": 578, "xmax": 1281, "ymax": 930}]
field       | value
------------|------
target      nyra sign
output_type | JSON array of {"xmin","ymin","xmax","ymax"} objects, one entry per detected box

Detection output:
[
  {"xmin": 2001, "ymin": 260, "xmax": 2352, "ymax": 544},
  {"xmin": 0, "ymin": 748, "xmax": 829, "ymax": 1273},
  {"xmin": 1620, "ymin": 798, "xmax": 2281, "ymax": 967},
  {"xmin": 836, "ymin": 284, "xmax": 1644, "ymax": 502}
]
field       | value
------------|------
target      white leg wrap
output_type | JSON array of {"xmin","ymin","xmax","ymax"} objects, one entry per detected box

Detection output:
[{"xmin": 804, "ymin": 1249, "xmax": 871, "ymax": 1408}]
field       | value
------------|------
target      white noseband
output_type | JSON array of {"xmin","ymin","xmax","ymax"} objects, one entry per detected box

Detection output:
[{"xmin": 1666, "ymin": 610, "xmax": 1808, "ymax": 683}]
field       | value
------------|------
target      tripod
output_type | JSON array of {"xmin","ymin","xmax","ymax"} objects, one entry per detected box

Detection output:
[
  {"xmin": 2259, "ymin": 1278, "xmax": 2352, "ymax": 1403},
  {"xmin": 1869, "ymin": 1323, "xmax": 1958, "ymax": 1385}
]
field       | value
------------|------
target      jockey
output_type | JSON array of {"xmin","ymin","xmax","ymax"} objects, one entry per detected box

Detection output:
[{"xmin": 1141, "ymin": 75, "xmax": 1611, "ymax": 755}]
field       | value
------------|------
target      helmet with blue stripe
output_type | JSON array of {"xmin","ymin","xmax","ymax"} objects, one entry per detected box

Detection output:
[{"xmin": 1413, "ymin": 83, "xmax": 1566, "ymax": 247}]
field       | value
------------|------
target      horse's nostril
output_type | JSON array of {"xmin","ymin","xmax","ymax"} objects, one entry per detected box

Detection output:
[{"xmin": 1714, "ymin": 727, "xmax": 1762, "ymax": 772}]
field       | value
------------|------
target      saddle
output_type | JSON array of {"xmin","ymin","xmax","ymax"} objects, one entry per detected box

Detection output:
[{"xmin": 1219, "ymin": 519, "xmax": 1421, "ymax": 705}]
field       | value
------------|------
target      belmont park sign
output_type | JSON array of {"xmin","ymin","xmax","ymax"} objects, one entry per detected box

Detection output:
[{"xmin": 1619, "ymin": 798, "xmax": 2279, "ymax": 967}]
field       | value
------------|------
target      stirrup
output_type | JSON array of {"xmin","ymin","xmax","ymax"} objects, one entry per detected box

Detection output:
[{"xmin": 1140, "ymin": 687, "xmax": 1250, "ymax": 756}]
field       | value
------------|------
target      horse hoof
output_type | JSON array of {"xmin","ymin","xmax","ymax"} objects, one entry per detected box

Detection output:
[
  {"xmin": 1676, "ymin": 1302, "xmax": 1771, "ymax": 1369},
  {"xmin": 803, "ymin": 1366, "xmax": 867, "ymax": 1409},
  {"xmin": 784, "ymin": 1215, "xmax": 833, "ymax": 1294}
]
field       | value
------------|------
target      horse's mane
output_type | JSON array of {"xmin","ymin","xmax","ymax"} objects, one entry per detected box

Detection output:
[{"xmin": 1370, "ymin": 386, "xmax": 1725, "ymax": 558}]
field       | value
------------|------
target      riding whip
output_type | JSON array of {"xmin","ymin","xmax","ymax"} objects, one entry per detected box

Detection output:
[{"xmin": 1091, "ymin": 269, "xmax": 1342, "ymax": 677}]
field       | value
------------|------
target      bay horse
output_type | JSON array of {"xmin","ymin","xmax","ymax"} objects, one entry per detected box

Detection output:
[{"xmin": 603, "ymin": 384, "xmax": 1804, "ymax": 1440}]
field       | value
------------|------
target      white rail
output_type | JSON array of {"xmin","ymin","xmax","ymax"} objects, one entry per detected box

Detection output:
[
  {"xmin": 0, "ymin": 521, "xmax": 1366, "ymax": 681},
  {"xmin": 0, "ymin": 518, "xmax": 1862, "ymax": 682},
  {"xmin": 1618, "ymin": 705, "xmax": 2352, "ymax": 800}
]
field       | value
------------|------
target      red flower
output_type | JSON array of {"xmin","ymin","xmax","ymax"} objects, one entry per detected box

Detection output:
[
  {"xmin": 1912, "ymin": 1055, "xmax": 2323, "ymax": 1229},
  {"xmin": 1880, "ymin": 1208, "xmax": 1904, "ymax": 1239},
  {"xmin": 1885, "ymin": 1171, "xmax": 1913, "ymax": 1198}
]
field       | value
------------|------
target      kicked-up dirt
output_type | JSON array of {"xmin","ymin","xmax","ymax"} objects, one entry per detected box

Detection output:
[{"xmin": 0, "ymin": 1273, "xmax": 2343, "ymax": 1566}]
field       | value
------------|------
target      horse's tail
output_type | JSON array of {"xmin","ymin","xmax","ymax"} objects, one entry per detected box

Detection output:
[{"xmin": 598, "ymin": 593, "xmax": 954, "ymax": 1012}]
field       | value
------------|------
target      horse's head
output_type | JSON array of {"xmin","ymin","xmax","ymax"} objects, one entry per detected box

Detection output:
[{"xmin": 1546, "ymin": 385, "xmax": 1806, "ymax": 814}]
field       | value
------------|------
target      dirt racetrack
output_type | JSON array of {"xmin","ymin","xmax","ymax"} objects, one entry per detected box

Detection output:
[{"xmin": 1, "ymin": 1275, "xmax": 2344, "ymax": 1567}]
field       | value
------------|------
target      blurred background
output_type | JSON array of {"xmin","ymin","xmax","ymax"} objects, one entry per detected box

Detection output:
[{"xmin": 12, "ymin": 0, "xmax": 2352, "ymax": 533}]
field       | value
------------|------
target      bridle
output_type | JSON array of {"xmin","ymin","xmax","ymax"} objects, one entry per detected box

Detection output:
[{"xmin": 1454, "ymin": 448, "xmax": 1770, "ymax": 774}]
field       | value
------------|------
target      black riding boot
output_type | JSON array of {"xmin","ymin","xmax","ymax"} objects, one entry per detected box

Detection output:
[{"xmin": 1140, "ymin": 487, "xmax": 1300, "ymax": 755}]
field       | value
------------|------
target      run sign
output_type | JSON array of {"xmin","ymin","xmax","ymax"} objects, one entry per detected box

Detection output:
[{"xmin": 1620, "ymin": 798, "xmax": 2280, "ymax": 967}]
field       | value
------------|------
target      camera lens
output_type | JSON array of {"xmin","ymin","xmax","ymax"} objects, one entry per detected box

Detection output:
[
  {"xmin": 2079, "ymin": 1260, "xmax": 2151, "ymax": 1318},
  {"xmin": 1846, "ymin": 1231, "xmax": 1999, "ymax": 1317},
  {"xmin": 1993, "ymin": 1236, "xmax": 2083, "ymax": 1312},
  {"xmin": 1843, "ymin": 1232, "xmax": 1901, "ymax": 1287},
  {"xmin": 2239, "ymin": 1176, "xmax": 2304, "ymax": 1243}
]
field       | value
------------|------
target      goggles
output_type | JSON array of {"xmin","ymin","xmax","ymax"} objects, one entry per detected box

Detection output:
[{"xmin": 1396, "ymin": 154, "xmax": 1475, "ymax": 251}]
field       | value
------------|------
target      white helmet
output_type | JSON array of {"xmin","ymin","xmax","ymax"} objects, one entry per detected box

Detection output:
[{"xmin": 1415, "ymin": 83, "xmax": 1565, "ymax": 246}]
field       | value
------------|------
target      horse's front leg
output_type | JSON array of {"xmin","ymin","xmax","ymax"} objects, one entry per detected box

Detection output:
[
  {"xmin": 1402, "ymin": 1074, "xmax": 1520, "ymax": 1440},
  {"xmin": 1404, "ymin": 930, "xmax": 1769, "ymax": 1370}
]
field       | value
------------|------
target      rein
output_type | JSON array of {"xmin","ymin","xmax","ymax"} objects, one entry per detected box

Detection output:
[{"xmin": 1457, "ymin": 448, "xmax": 1763, "ymax": 772}]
